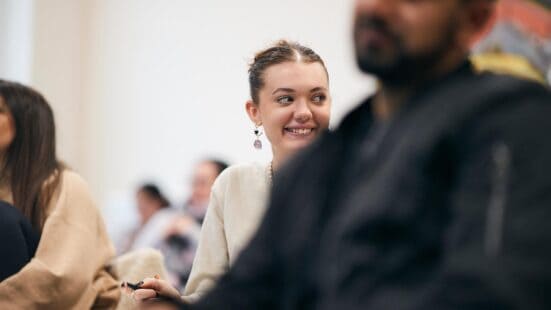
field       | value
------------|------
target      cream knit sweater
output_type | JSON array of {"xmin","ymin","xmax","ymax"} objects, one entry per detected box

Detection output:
[{"xmin": 183, "ymin": 162, "xmax": 270, "ymax": 302}]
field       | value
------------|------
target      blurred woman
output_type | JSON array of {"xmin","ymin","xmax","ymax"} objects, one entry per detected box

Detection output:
[
  {"xmin": 0, "ymin": 80, "xmax": 119, "ymax": 308},
  {"xmin": 134, "ymin": 40, "xmax": 332, "ymax": 303},
  {"xmin": 120, "ymin": 183, "xmax": 173, "ymax": 253}
]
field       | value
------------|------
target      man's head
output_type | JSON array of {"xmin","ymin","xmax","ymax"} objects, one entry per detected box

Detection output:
[
  {"xmin": 354, "ymin": 0, "xmax": 496, "ymax": 85},
  {"xmin": 189, "ymin": 159, "xmax": 228, "ymax": 208}
]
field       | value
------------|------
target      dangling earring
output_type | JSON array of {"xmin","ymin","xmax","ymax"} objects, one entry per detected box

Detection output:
[{"xmin": 253, "ymin": 123, "xmax": 263, "ymax": 150}]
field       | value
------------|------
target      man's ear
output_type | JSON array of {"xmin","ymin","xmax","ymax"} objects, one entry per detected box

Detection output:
[
  {"xmin": 245, "ymin": 100, "xmax": 262, "ymax": 125},
  {"xmin": 461, "ymin": 0, "xmax": 497, "ymax": 44}
]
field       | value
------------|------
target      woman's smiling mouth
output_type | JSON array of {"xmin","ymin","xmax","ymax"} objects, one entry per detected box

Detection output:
[{"xmin": 284, "ymin": 127, "xmax": 315, "ymax": 137}]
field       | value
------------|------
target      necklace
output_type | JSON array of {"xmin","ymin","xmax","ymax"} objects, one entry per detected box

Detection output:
[{"xmin": 267, "ymin": 161, "xmax": 274, "ymax": 186}]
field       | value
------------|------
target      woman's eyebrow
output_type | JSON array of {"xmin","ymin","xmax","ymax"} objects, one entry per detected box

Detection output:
[
  {"xmin": 272, "ymin": 88, "xmax": 296, "ymax": 95},
  {"xmin": 310, "ymin": 87, "xmax": 327, "ymax": 92}
]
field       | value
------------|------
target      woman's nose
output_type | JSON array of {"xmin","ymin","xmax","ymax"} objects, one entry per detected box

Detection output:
[{"xmin": 294, "ymin": 100, "xmax": 313, "ymax": 122}]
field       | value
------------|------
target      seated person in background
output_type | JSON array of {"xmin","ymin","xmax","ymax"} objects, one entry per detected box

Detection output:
[
  {"xmin": 160, "ymin": 159, "xmax": 228, "ymax": 290},
  {"xmin": 120, "ymin": 183, "xmax": 176, "ymax": 253},
  {"xmin": 471, "ymin": 0, "xmax": 551, "ymax": 84},
  {"xmin": 134, "ymin": 39, "xmax": 332, "ymax": 304},
  {"xmin": 0, "ymin": 79, "xmax": 119, "ymax": 309},
  {"xmin": 181, "ymin": 159, "xmax": 229, "ymax": 224}
]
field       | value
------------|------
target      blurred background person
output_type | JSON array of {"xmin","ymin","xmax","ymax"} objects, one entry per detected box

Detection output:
[
  {"xmin": 182, "ymin": 159, "xmax": 229, "ymax": 224},
  {"xmin": 0, "ymin": 79, "xmax": 119, "ymax": 308},
  {"xmin": 471, "ymin": 0, "xmax": 551, "ymax": 84},
  {"xmin": 134, "ymin": 39, "xmax": 332, "ymax": 303},
  {"xmin": 160, "ymin": 159, "xmax": 229, "ymax": 290},
  {"xmin": 119, "ymin": 183, "xmax": 175, "ymax": 253}
]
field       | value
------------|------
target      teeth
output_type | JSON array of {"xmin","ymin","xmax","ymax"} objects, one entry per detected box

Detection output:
[{"xmin": 287, "ymin": 128, "xmax": 313, "ymax": 135}]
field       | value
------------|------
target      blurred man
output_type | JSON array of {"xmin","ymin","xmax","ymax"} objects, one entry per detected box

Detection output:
[
  {"xmin": 161, "ymin": 159, "xmax": 229, "ymax": 289},
  {"xmin": 182, "ymin": 159, "xmax": 229, "ymax": 224},
  {"xmin": 144, "ymin": 0, "xmax": 551, "ymax": 308}
]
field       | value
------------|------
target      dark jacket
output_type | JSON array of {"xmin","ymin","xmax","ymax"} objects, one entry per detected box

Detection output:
[
  {"xmin": 0, "ymin": 200, "xmax": 39, "ymax": 281},
  {"xmin": 190, "ymin": 63, "xmax": 551, "ymax": 309}
]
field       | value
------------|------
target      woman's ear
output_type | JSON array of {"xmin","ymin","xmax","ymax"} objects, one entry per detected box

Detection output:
[{"xmin": 245, "ymin": 100, "xmax": 262, "ymax": 125}]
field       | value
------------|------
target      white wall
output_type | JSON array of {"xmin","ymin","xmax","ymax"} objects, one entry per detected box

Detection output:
[
  {"xmin": 83, "ymin": 0, "xmax": 374, "ymax": 204},
  {"xmin": 2, "ymin": 0, "xmax": 375, "ymax": 236},
  {"xmin": 0, "ymin": 0, "xmax": 91, "ymax": 180},
  {"xmin": 0, "ymin": 0, "xmax": 34, "ymax": 84},
  {"xmin": 31, "ymin": 0, "xmax": 92, "ymax": 175}
]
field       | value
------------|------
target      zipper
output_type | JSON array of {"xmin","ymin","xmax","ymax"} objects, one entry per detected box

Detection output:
[{"xmin": 485, "ymin": 142, "xmax": 511, "ymax": 258}]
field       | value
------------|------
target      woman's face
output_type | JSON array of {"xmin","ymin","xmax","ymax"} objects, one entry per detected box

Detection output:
[
  {"xmin": 136, "ymin": 191, "xmax": 162, "ymax": 224},
  {"xmin": 247, "ymin": 61, "xmax": 331, "ymax": 160},
  {"xmin": 0, "ymin": 97, "xmax": 15, "ymax": 156}
]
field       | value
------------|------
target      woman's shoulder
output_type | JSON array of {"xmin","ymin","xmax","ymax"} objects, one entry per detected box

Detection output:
[
  {"xmin": 44, "ymin": 169, "xmax": 100, "ymax": 222},
  {"xmin": 212, "ymin": 162, "xmax": 269, "ymax": 193},
  {"xmin": 58, "ymin": 170, "xmax": 91, "ymax": 193},
  {"xmin": 60, "ymin": 169, "xmax": 86, "ymax": 183},
  {"xmin": 222, "ymin": 162, "xmax": 267, "ymax": 177},
  {"xmin": 49, "ymin": 170, "xmax": 93, "ymax": 208}
]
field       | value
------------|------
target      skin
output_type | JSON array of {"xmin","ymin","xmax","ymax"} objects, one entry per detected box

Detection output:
[
  {"xmin": 161, "ymin": 161, "xmax": 222, "ymax": 239},
  {"xmin": 136, "ymin": 190, "xmax": 165, "ymax": 225},
  {"xmin": 188, "ymin": 161, "xmax": 221, "ymax": 210},
  {"xmin": 0, "ymin": 96, "xmax": 15, "ymax": 204},
  {"xmin": 245, "ymin": 61, "xmax": 331, "ymax": 171},
  {"xmin": 353, "ymin": 0, "xmax": 494, "ymax": 120},
  {"xmin": 132, "ymin": 60, "xmax": 332, "ymax": 303},
  {"xmin": 0, "ymin": 96, "xmax": 15, "ymax": 163}
]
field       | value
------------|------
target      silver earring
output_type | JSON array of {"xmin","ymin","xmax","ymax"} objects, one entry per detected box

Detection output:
[{"xmin": 253, "ymin": 124, "xmax": 263, "ymax": 150}]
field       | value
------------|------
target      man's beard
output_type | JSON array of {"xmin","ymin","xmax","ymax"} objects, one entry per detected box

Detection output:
[{"xmin": 354, "ymin": 15, "xmax": 458, "ymax": 86}]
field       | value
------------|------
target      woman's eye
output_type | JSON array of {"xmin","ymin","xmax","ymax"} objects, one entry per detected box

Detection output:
[
  {"xmin": 311, "ymin": 94, "xmax": 326, "ymax": 103},
  {"xmin": 277, "ymin": 96, "xmax": 293, "ymax": 104}
]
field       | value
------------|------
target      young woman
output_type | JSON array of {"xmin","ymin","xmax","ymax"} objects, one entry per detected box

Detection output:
[
  {"xmin": 134, "ymin": 40, "xmax": 332, "ymax": 303},
  {"xmin": 0, "ymin": 80, "xmax": 120, "ymax": 308}
]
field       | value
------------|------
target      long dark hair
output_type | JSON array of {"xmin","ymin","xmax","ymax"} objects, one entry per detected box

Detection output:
[{"xmin": 0, "ymin": 80, "xmax": 63, "ymax": 231}]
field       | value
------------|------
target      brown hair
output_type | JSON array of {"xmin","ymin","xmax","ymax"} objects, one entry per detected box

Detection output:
[
  {"xmin": 138, "ymin": 183, "xmax": 170, "ymax": 208},
  {"xmin": 248, "ymin": 40, "xmax": 328, "ymax": 104},
  {"xmin": 0, "ymin": 80, "xmax": 63, "ymax": 231}
]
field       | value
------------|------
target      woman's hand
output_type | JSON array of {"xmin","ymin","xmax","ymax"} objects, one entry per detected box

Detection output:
[{"xmin": 133, "ymin": 277, "xmax": 182, "ymax": 302}]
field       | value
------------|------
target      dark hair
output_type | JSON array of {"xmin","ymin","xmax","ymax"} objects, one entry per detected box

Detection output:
[
  {"xmin": 204, "ymin": 159, "xmax": 229, "ymax": 176},
  {"xmin": 0, "ymin": 79, "xmax": 63, "ymax": 231},
  {"xmin": 139, "ymin": 183, "xmax": 170, "ymax": 208},
  {"xmin": 248, "ymin": 40, "xmax": 328, "ymax": 104}
]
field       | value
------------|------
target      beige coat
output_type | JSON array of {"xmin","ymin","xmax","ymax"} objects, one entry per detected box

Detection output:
[
  {"xmin": 0, "ymin": 170, "xmax": 120, "ymax": 309},
  {"xmin": 183, "ymin": 162, "xmax": 270, "ymax": 303}
]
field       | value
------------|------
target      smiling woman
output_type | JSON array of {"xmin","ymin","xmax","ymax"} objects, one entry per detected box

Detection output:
[
  {"xmin": 245, "ymin": 58, "xmax": 330, "ymax": 170},
  {"xmin": 132, "ymin": 40, "xmax": 332, "ymax": 304}
]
